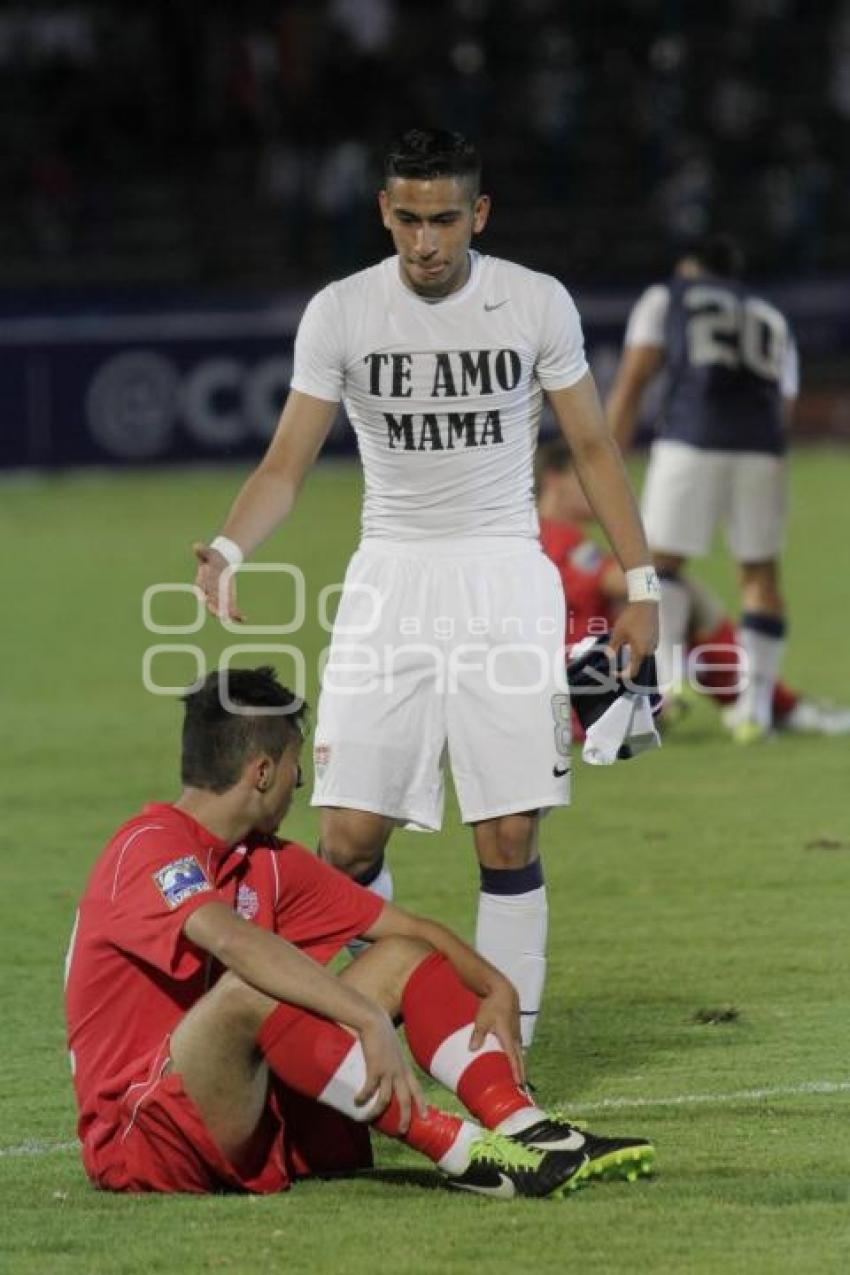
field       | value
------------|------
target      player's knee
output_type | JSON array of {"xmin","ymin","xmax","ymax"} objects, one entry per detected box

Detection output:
[
  {"xmin": 208, "ymin": 970, "xmax": 271, "ymax": 1031},
  {"xmin": 343, "ymin": 934, "xmax": 434, "ymax": 1014},
  {"xmin": 319, "ymin": 830, "xmax": 384, "ymax": 880},
  {"xmin": 739, "ymin": 563, "xmax": 783, "ymax": 614},
  {"xmin": 368, "ymin": 935, "xmax": 435, "ymax": 1001},
  {"xmin": 653, "ymin": 552, "xmax": 685, "ymax": 577},
  {"xmin": 478, "ymin": 813, "xmax": 538, "ymax": 869},
  {"xmin": 372, "ymin": 934, "xmax": 433, "ymax": 970}
]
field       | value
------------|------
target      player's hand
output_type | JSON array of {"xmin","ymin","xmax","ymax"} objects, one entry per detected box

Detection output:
[
  {"xmin": 610, "ymin": 601, "xmax": 659, "ymax": 680},
  {"xmin": 356, "ymin": 1007, "xmax": 425, "ymax": 1133},
  {"xmin": 470, "ymin": 979, "xmax": 524, "ymax": 1085},
  {"xmin": 193, "ymin": 542, "xmax": 245, "ymax": 623}
]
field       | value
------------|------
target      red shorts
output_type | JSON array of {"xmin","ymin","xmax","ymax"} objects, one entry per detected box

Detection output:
[{"xmin": 81, "ymin": 1041, "xmax": 372, "ymax": 1194}]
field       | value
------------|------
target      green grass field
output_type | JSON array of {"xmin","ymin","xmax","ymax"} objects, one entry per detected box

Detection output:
[{"xmin": 2, "ymin": 451, "xmax": 849, "ymax": 1275}]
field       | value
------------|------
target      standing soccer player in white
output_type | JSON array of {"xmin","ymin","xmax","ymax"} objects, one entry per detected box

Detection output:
[
  {"xmin": 606, "ymin": 235, "xmax": 796, "ymax": 743},
  {"xmin": 195, "ymin": 130, "xmax": 659, "ymax": 1051}
]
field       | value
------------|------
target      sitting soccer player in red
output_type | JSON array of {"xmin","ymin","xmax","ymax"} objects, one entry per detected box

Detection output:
[
  {"xmin": 64, "ymin": 666, "xmax": 653, "ymax": 1200},
  {"xmin": 536, "ymin": 439, "xmax": 850, "ymax": 736}
]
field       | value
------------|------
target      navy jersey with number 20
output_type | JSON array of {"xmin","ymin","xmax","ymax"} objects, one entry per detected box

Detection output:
[{"xmin": 660, "ymin": 276, "xmax": 791, "ymax": 455}]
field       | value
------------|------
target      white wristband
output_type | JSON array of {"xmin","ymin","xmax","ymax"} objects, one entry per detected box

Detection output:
[
  {"xmin": 625, "ymin": 565, "xmax": 661, "ymax": 602},
  {"xmin": 210, "ymin": 535, "xmax": 244, "ymax": 568}
]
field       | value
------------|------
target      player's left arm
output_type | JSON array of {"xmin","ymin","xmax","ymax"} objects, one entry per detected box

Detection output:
[
  {"xmin": 362, "ymin": 901, "xmax": 524, "ymax": 1082},
  {"xmin": 781, "ymin": 331, "xmax": 799, "ymax": 431},
  {"xmin": 604, "ymin": 344, "xmax": 665, "ymax": 451},
  {"xmin": 547, "ymin": 371, "xmax": 659, "ymax": 673}
]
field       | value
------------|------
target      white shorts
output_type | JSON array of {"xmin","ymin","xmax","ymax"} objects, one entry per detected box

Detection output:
[
  {"xmin": 642, "ymin": 440, "xmax": 787, "ymax": 561},
  {"xmin": 311, "ymin": 537, "xmax": 570, "ymax": 830}
]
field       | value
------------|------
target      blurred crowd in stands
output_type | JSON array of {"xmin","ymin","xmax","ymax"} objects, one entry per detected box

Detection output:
[{"xmin": 2, "ymin": 0, "xmax": 849, "ymax": 289}]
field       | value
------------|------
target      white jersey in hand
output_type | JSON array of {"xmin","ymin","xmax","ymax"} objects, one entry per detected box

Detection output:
[{"xmin": 290, "ymin": 251, "xmax": 588, "ymax": 540}]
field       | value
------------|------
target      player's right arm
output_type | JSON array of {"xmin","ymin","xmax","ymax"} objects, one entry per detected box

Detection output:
[
  {"xmin": 604, "ymin": 283, "xmax": 668, "ymax": 451},
  {"xmin": 605, "ymin": 345, "xmax": 664, "ymax": 451},
  {"xmin": 195, "ymin": 285, "xmax": 345, "ymax": 620},
  {"xmin": 194, "ymin": 389, "xmax": 338, "ymax": 620},
  {"xmin": 780, "ymin": 333, "xmax": 799, "ymax": 432},
  {"xmin": 184, "ymin": 900, "xmax": 420, "ymax": 1124}
]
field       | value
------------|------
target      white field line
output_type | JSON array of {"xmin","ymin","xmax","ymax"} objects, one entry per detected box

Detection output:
[
  {"xmin": 564, "ymin": 1078, "xmax": 850, "ymax": 1113},
  {"xmin": 0, "ymin": 1138, "xmax": 77, "ymax": 1158},
  {"xmin": 2, "ymin": 1079, "xmax": 849, "ymax": 1159}
]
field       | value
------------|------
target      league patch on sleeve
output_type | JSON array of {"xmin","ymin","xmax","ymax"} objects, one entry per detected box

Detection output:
[
  {"xmin": 570, "ymin": 541, "xmax": 604, "ymax": 574},
  {"xmin": 152, "ymin": 856, "xmax": 213, "ymax": 910}
]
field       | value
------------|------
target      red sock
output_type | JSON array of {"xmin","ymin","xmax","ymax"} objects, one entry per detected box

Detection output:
[
  {"xmin": 689, "ymin": 619, "xmax": 741, "ymax": 705},
  {"xmin": 772, "ymin": 681, "xmax": 799, "ymax": 721},
  {"xmin": 691, "ymin": 620, "xmax": 800, "ymax": 721},
  {"xmin": 256, "ymin": 1001, "xmax": 464, "ymax": 1164},
  {"xmin": 401, "ymin": 951, "xmax": 534, "ymax": 1129}
]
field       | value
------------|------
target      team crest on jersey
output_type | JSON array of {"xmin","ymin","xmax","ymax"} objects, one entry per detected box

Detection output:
[
  {"xmin": 314, "ymin": 743, "xmax": 331, "ymax": 772},
  {"xmin": 152, "ymin": 856, "xmax": 212, "ymax": 909},
  {"xmin": 236, "ymin": 883, "xmax": 259, "ymax": 920},
  {"xmin": 570, "ymin": 542, "xmax": 604, "ymax": 573}
]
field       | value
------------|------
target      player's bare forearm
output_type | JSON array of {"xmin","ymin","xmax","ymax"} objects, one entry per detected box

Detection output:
[
  {"xmin": 573, "ymin": 448, "xmax": 659, "ymax": 666},
  {"xmin": 547, "ymin": 376, "xmax": 651, "ymax": 572},
  {"xmin": 216, "ymin": 390, "xmax": 338, "ymax": 558},
  {"xmin": 604, "ymin": 344, "xmax": 665, "ymax": 450},
  {"xmin": 218, "ymin": 467, "xmax": 299, "ymax": 559},
  {"xmin": 185, "ymin": 901, "xmax": 381, "ymax": 1035},
  {"xmin": 604, "ymin": 381, "xmax": 641, "ymax": 451},
  {"xmin": 574, "ymin": 439, "xmax": 651, "ymax": 570},
  {"xmin": 194, "ymin": 390, "xmax": 338, "ymax": 618},
  {"xmin": 193, "ymin": 464, "xmax": 298, "ymax": 620}
]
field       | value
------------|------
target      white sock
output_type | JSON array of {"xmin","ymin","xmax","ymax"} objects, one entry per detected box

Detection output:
[
  {"xmin": 495, "ymin": 1105, "xmax": 548, "ymax": 1136},
  {"xmin": 736, "ymin": 615, "xmax": 786, "ymax": 729},
  {"xmin": 317, "ymin": 1038, "xmax": 386, "ymax": 1122},
  {"xmin": 475, "ymin": 883, "xmax": 548, "ymax": 1049},
  {"xmin": 347, "ymin": 861, "xmax": 394, "ymax": 957},
  {"xmin": 657, "ymin": 574, "xmax": 690, "ymax": 694},
  {"xmin": 437, "ymin": 1120, "xmax": 484, "ymax": 1175}
]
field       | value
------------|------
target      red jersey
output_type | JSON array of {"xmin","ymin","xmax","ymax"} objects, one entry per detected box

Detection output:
[
  {"xmin": 539, "ymin": 517, "xmax": 618, "ymax": 642},
  {"xmin": 64, "ymin": 803, "xmax": 383, "ymax": 1144}
]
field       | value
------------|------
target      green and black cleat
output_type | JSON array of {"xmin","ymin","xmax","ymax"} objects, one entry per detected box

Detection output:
[
  {"xmin": 444, "ymin": 1130, "xmax": 589, "ymax": 1200},
  {"xmin": 508, "ymin": 1114, "xmax": 655, "ymax": 1184}
]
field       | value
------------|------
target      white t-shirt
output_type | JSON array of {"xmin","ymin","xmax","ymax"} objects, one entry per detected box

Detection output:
[
  {"xmin": 291, "ymin": 251, "xmax": 588, "ymax": 540},
  {"xmin": 624, "ymin": 283, "xmax": 799, "ymax": 399}
]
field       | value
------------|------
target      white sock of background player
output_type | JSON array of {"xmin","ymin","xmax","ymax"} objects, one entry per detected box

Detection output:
[
  {"xmin": 735, "ymin": 612, "xmax": 787, "ymax": 729},
  {"xmin": 347, "ymin": 853, "xmax": 394, "ymax": 957},
  {"xmin": 656, "ymin": 570, "xmax": 690, "ymax": 697},
  {"xmin": 475, "ymin": 860, "xmax": 548, "ymax": 1051}
]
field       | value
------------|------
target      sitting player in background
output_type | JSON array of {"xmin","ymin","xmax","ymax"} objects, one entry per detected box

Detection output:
[
  {"xmin": 64, "ymin": 666, "xmax": 653, "ymax": 1201},
  {"xmin": 537, "ymin": 440, "xmax": 850, "ymax": 735},
  {"xmin": 605, "ymin": 234, "xmax": 795, "ymax": 743}
]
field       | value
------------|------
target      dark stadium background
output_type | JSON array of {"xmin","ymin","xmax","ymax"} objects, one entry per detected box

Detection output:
[
  {"xmin": 1, "ymin": 0, "xmax": 849, "ymax": 469},
  {"xmin": 4, "ymin": 11, "xmax": 850, "ymax": 1269}
]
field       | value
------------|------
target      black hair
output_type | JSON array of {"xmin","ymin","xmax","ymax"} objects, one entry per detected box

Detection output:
[
  {"xmin": 180, "ymin": 666, "xmax": 307, "ymax": 794},
  {"xmin": 687, "ymin": 233, "xmax": 745, "ymax": 278},
  {"xmin": 534, "ymin": 437, "xmax": 573, "ymax": 496},
  {"xmin": 384, "ymin": 129, "xmax": 481, "ymax": 192}
]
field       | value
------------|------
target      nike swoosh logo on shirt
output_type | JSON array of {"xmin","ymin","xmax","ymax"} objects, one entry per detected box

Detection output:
[
  {"xmin": 553, "ymin": 764, "xmax": 570, "ymax": 777},
  {"xmin": 484, "ymin": 299, "xmax": 510, "ymax": 311},
  {"xmin": 452, "ymin": 1173, "xmax": 517, "ymax": 1199}
]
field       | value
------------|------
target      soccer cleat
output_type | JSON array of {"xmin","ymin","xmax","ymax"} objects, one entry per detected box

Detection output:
[
  {"xmin": 508, "ymin": 1114, "xmax": 655, "ymax": 1184},
  {"xmin": 656, "ymin": 689, "xmax": 694, "ymax": 732},
  {"xmin": 444, "ymin": 1130, "xmax": 588, "ymax": 1200},
  {"xmin": 778, "ymin": 698, "xmax": 850, "ymax": 736},
  {"xmin": 721, "ymin": 706, "xmax": 771, "ymax": 744},
  {"xmin": 730, "ymin": 719, "xmax": 770, "ymax": 745}
]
